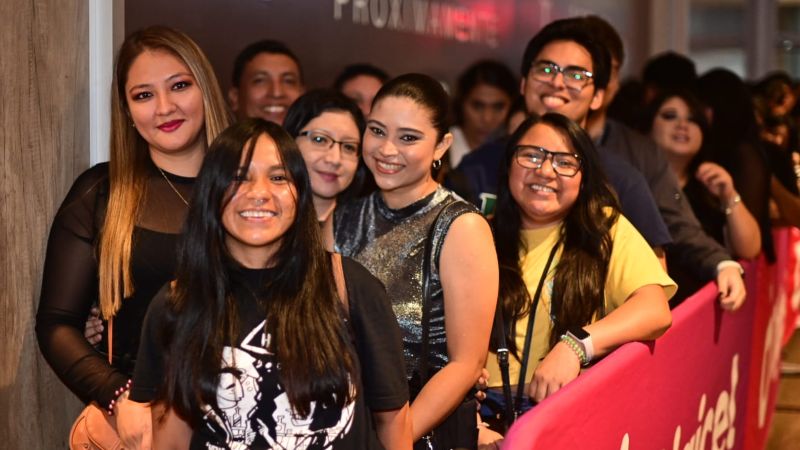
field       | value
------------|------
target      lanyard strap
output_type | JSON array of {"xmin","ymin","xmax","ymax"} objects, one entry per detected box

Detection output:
[{"xmin": 512, "ymin": 239, "xmax": 560, "ymax": 414}]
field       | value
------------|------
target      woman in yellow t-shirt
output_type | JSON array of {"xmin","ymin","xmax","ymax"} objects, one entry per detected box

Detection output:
[{"xmin": 480, "ymin": 113, "xmax": 676, "ymax": 445}]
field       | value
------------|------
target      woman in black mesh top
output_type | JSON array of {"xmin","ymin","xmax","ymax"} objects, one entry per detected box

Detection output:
[{"xmin": 35, "ymin": 26, "xmax": 230, "ymax": 420}]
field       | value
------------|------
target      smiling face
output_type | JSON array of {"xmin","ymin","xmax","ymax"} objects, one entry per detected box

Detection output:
[
  {"xmin": 509, "ymin": 122, "xmax": 583, "ymax": 228},
  {"xmin": 521, "ymin": 40, "xmax": 604, "ymax": 126},
  {"xmin": 462, "ymin": 83, "xmax": 512, "ymax": 142},
  {"xmin": 341, "ymin": 74, "xmax": 383, "ymax": 116},
  {"xmin": 363, "ymin": 96, "xmax": 451, "ymax": 208},
  {"xmin": 222, "ymin": 133, "xmax": 297, "ymax": 268},
  {"xmin": 651, "ymin": 96, "xmax": 703, "ymax": 160},
  {"xmin": 125, "ymin": 49, "xmax": 206, "ymax": 161},
  {"xmin": 295, "ymin": 110, "xmax": 360, "ymax": 201},
  {"xmin": 229, "ymin": 52, "xmax": 304, "ymax": 124}
]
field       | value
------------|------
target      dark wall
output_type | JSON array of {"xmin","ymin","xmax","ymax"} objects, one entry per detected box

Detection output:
[{"xmin": 126, "ymin": 0, "xmax": 645, "ymax": 94}]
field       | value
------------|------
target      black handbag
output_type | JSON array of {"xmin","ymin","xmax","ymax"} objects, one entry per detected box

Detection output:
[{"xmin": 415, "ymin": 202, "xmax": 478, "ymax": 450}]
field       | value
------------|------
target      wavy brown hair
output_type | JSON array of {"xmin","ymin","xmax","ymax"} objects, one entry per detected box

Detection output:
[
  {"xmin": 493, "ymin": 113, "xmax": 620, "ymax": 354},
  {"xmin": 98, "ymin": 26, "xmax": 231, "ymax": 318}
]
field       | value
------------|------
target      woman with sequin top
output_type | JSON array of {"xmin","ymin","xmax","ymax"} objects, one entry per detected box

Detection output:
[{"xmin": 330, "ymin": 73, "xmax": 499, "ymax": 449}]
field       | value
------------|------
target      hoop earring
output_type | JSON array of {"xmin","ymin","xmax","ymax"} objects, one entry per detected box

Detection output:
[{"xmin": 432, "ymin": 159, "xmax": 442, "ymax": 169}]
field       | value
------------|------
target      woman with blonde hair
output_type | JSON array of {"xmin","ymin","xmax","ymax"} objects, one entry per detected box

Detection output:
[{"xmin": 36, "ymin": 25, "xmax": 230, "ymax": 443}]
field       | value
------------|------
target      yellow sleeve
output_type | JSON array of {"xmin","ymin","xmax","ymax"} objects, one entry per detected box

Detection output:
[{"xmin": 605, "ymin": 214, "xmax": 677, "ymax": 311}]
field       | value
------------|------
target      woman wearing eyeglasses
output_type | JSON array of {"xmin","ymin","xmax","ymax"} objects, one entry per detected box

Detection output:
[
  {"xmin": 479, "ymin": 113, "xmax": 674, "ymax": 447},
  {"xmin": 284, "ymin": 89, "xmax": 373, "ymax": 224}
]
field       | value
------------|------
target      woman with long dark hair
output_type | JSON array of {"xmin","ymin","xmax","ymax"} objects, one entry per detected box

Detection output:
[
  {"xmin": 126, "ymin": 119, "xmax": 410, "ymax": 449},
  {"xmin": 642, "ymin": 90, "xmax": 760, "ymax": 260},
  {"xmin": 480, "ymin": 113, "xmax": 674, "ymax": 446},
  {"xmin": 36, "ymin": 25, "xmax": 231, "ymax": 443},
  {"xmin": 331, "ymin": 73, "xmax": 499, "ymax": 449},
  {"xmin": 283, "ymin": 89, "xmax": 373, "ymax": 223}
]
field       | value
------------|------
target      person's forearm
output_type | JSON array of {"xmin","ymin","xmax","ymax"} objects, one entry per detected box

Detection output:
[
  {"xmin": 410, "ymin": 360, "xmax": 482, "ymax": 441},
  {"xmin": 374, "ymin": 403, "xmax": 412, "ymax": 450},
  {"xmin": 724, "ymin": 202, "xmax": 761, "ymax": 259},
  {"xmin": 583, "ymin": 285, "xmax": 672, "ymax": 357}
]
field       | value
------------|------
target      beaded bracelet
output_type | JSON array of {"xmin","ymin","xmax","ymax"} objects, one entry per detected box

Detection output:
[
  {"xmin": 106, "ymin": 379, "xmax": 132, "ymax": 416},
  {"xmin": 560, "ymin": 334, "xmax": 588, "ymax": 366}
]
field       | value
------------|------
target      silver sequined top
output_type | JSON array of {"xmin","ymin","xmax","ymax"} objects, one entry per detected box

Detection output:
[{"xmin": 333, "ymin": 187, "xmax": 478, "ymax": 395}]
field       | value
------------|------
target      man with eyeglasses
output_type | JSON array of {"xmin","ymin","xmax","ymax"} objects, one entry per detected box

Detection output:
[{"xmin": 452, "ymin": 18, "xmax": 672, "ymax": 255}]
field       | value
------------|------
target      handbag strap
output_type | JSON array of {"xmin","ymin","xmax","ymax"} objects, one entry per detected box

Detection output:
[
  {"xmin": 510, "ymin": 239, "xmax": 560, "ymax": 414},
  {"xmin": 491, "ymin": 304, "xmax": 515, "ymax": 428},
  {"xmin": 418, "ymin": 202, "xmax": 454, "ymax": 384}
]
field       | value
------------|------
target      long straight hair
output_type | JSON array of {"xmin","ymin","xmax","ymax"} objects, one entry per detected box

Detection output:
[
  {"xmin": 98, "ymin": 26, "xmax": 231, "ymax": 319},
  {"xmin": 161, "ymin": 119, "xmax": 358, "ymax": 425},
  {"xmin": 493, "ymin": 113, "xmax": 620, "ymax": 354}
]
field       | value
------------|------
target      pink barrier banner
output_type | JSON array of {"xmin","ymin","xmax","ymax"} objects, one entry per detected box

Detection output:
[{"xmin": 503, "ymin": 229, "xmax": 796, "ymax": 450}]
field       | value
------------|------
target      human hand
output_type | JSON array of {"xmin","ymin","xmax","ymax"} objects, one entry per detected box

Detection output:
[
  {"xmin": 478, "ymin": 424, "xmax": 504, "ymax": 450},
  {"xmin": 527, "ymin": 341, "xmax": 581, "ymax": 402},
  {"xmin": 717, "ymin": 266, "xmax": 746, "ymax": 311},
  {"xmin": 696, "ymin": 162, "xmax": 736, "ymax": 203},
  {"xmin": 474, "ymin": 367, "xmax": 490, "ymax": 403},
  {"xmin": 84, "ymin": 306, "xmax": 103, "ymax": 346},
  {"xmin": 117, "ymin": 395, "xmax": 152, "ymax": 450}
]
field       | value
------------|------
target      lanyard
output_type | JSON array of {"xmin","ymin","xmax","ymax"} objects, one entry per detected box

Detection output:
[{"xmin": 513, "ymin": 239, "xmax": 561, "ymax": 415}]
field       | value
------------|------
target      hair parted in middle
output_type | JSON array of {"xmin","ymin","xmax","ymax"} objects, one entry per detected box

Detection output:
[
  {"xmin": 160, "ymin": 118, "xmax": 358, "ymax": 425},
  {"xmin": 100, "ymin": 25, "xmax": 231, "ymax": 319},
  {"xmin": 371, "ymin": 73, "xmax": 451, "ymax": 142},
  {"xmin": 492, "ymin": 112, "xmax": 620, "ymax": 354},
  {"xmin": 283, "ymin": 88, "xmax": 369, "ymax": 200}
]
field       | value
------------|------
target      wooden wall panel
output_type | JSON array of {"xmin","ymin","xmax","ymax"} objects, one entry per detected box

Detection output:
[{"xmin": 1, "ymin": 0, "xmax": 89, "ymax": 447}]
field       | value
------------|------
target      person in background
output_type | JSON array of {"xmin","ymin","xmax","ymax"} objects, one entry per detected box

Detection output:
[
  {"xmin": 582, "ymin": 16, "xmax": 745, "ymax": 307},
  {"xmin": 449, "ymin": 60, "xmax": 517, "ymax": 169},
  {"xmin": 334, "ymin": 63, "xmax": 389, "ymax": 116},
  {"xmin": 228, "ymin": 39, "xmax": 305, "ymax": 124},
  {"xmin": 480, "ymin": 113, "xmax": 674, "ymax": 447},
  {"xmin": 331, "ymin": 73, "xmax": 498, "ymax": 449},
  {"xmin": 644, "ymin": 90, "xmax": 761, "ymax": 260},
  {"xmin": 122, "ymin": 119, "xmax": 411, "ymax": 449},
  {"xmin": 696, "ymin": 69, "xmax": 776, "ymax": 256},
  {"xmin": 36, "ymin": 25, "xmax": 231, "ymax": 445}
]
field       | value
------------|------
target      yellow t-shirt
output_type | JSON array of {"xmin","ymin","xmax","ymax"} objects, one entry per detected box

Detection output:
[{"xmin": 485, "ymin": 213, "xmax": 676, "ymax": 388}]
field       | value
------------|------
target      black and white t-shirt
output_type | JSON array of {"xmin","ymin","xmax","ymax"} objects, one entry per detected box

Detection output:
[{"xmin": 131, "ymin": 258, "xmax": 408, "ymax": 449}]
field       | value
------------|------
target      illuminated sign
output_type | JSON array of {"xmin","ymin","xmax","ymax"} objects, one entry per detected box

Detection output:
[{"xmin": 333, "ymin": 0, "xmax": 500, "ymax": 48}]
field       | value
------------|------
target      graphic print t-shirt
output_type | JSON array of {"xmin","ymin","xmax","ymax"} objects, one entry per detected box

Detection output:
[{"xmin": 131, "ymin": 261, "xmax": 408, "ymax": 450}]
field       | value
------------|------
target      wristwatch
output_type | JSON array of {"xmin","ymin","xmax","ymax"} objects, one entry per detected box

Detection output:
[{"xmin": 566, "ymin": 327, "xmax": 594, "ymax": 365}]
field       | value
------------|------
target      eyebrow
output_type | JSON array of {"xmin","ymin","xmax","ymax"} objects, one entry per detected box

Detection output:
[
  {"xmin": 368, "ymin": 119, "xmax": 424, "ymax": 135},
  {"xmin": 128, "ymin": 72, "xmax": 193, "ymax": 93}
]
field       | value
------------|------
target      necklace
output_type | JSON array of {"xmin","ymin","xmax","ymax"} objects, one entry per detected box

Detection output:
[{"xmin": 157, "ymin": 166, "xmax": 190, "ymax": 206}]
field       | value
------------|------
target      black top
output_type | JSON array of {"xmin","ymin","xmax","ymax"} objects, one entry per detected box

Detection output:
[
  {"xmin": 35, "ymin": 160, "xmax": 193, "ymax": 407},
  {"xmin": 130, "ymin": 258, "xmax": 408, "ymax": 449}
]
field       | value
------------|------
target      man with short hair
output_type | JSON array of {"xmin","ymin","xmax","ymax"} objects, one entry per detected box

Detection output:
[{"xmin": 228, "ymin": 40, "xmax": 305, "ymax": 124}]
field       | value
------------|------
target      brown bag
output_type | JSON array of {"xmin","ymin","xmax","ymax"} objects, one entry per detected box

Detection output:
[{"xmin": 70, "ymin": 319, "xmax": 123, "ymax": 450}]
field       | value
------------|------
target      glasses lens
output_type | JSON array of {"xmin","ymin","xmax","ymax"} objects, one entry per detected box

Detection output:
[
  {"xmin": 516, "ymin": 146, "xmax": 546, "ymax": 169},
  {"xmin": 563, "ymin": 69, "xmax": 591, "ymax": 90},
  {"xmin": 308, "ymin": 132, "xmax": 332, "ymax": 148},
  {"xmin": 532, "ymin": 62, "xmax": 557, "ymax": 81},
  {"xmin": 552, "ymin": 154, "xmax": 581, "ymax": 176},
  {"xmin": 340, "ymin": 141, "xmax": 360, "ymax": 157}
]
